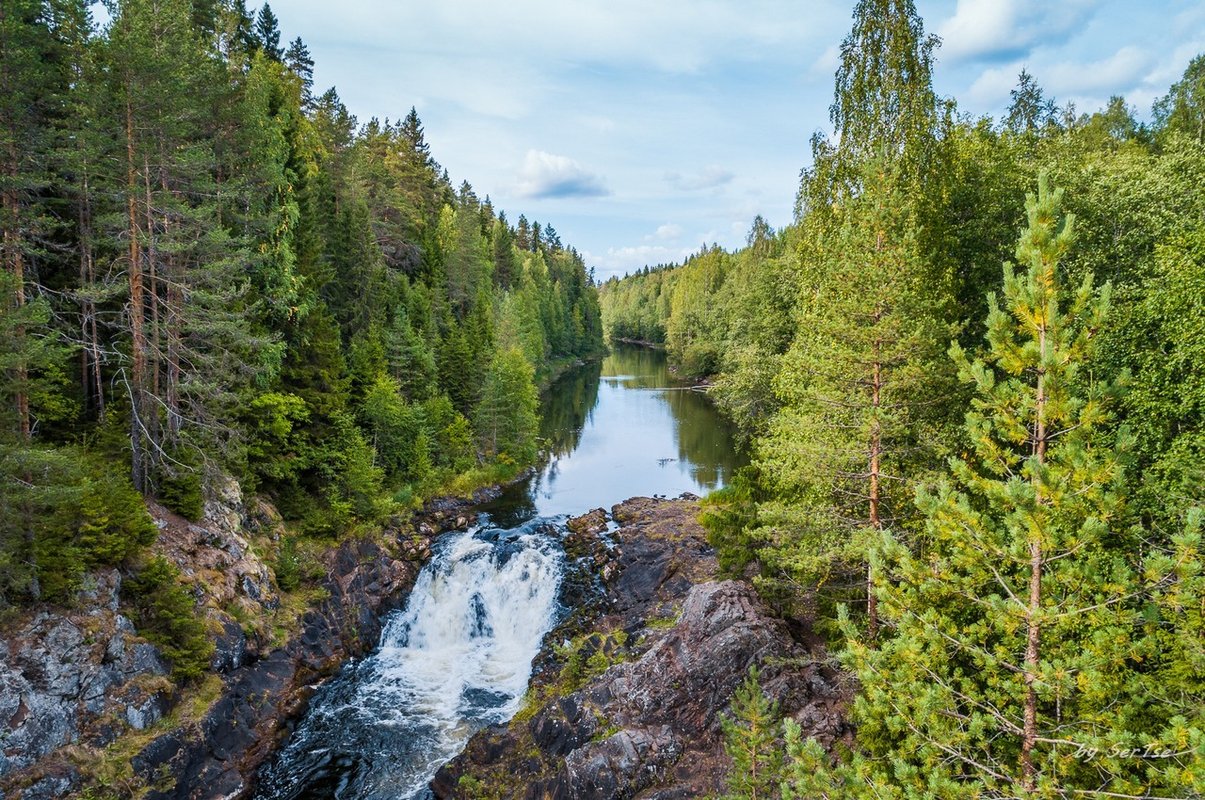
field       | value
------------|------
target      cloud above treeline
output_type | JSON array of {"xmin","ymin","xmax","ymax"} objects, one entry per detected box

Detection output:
[
  {"xmin": 936, "ymin": 0, "xmax": 1101, "ymax": 63},
  {"xmin": 514, "ymin": 150, "xmax": 610, "ymax": 199},
  {"xmin": 278, "ymin": 0, "xmax": 1205, "ymax": 278}
]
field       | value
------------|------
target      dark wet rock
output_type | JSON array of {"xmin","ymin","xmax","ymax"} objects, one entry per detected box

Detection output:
[
  {"xmin": 211, "ymin": 617, "xmax": 248, "ymax": 674},
  {"xmin": 133, "ymin": 536, "xmax": 420, "ymax": 800},
  {"xmin": 432, "ymin": 497, "xmax": 849, "ymax": 799}
]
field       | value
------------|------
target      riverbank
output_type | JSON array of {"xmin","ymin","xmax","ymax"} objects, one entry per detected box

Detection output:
[
  {"xmin": 1, "ymin": 347, "xmax": 749, "ymax": 799},
  {"xmin": 432, "ymin": 496, "xmax": 850, "ymax": 799},
  {"xmin": 608, "ymin": 337, "xmax": 665, "ymax": 350},
  {"xmin": 0, "ymin": 467, "xmax": 535, "ymax": 800}
]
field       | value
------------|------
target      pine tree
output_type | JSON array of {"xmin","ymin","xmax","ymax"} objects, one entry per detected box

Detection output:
[
  {"xmin": 105, "ymin": 0, "xmax": 267, "ymax": 492},
  {"xmin": 718, "ymin": 665, "xmax": 784, "ymax": 800},
  {"xmin": 790, "ymin": 176, "xmax": 1205, "ymax": 798},
  {"xmin": 284, "ymin": 36, "xmax": 314, "ymax": 107}
]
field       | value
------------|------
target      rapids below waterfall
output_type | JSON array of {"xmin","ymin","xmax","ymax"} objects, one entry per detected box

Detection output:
[
  {"xmin": 252, "ymin": 345, "xmax": 744, "ymax": 798},
  {"xmin": 252, "ymin": 521, "xmax": 564, "ymax": 800}
]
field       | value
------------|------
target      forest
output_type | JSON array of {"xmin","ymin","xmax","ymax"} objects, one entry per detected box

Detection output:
[
  {"xmin": 600, "ymin": 0, "xmax": 1205, "ymax": 796},
  {"xmin": 0, "ymin": 0, "xmax": 603, "ymax": 627}
]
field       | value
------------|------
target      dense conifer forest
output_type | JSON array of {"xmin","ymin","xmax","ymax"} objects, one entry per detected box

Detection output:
[
  {"xmin": 0, "ymin": 0, "xmax": 603, "ymax": 616},
  {"xmin": 2, "ymin": 0, "xmax": 1202, "ymax": 796},
  {"xmin": 602, "ymin": 0, "xmax": 1204, "ymax": 796}
]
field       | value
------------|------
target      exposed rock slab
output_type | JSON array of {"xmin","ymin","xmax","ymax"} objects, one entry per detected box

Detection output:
[{"xmin": 431, "ymin": 496, "xmax": 848, "ymax": 799}]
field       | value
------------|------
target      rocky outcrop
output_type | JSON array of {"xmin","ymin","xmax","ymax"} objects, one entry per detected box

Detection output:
[
  {"xmin": 431, "ymin": 497, "xmax": 849, "ymax": 799},
  {"xmin": 128, "ymin": 533, "xmax": 420, "ymax": 800},
  {"xmin": 0, "ymin": 570, "xmax": 170, "ymax": 785},
  {"xmin": 0, "ymin": 478, "xmax": 432, "ymax": 800}
]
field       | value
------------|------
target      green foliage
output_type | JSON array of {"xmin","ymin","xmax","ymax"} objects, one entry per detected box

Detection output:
[
  {"xmin": 475, "ymin": 346, "xmax": 540, "ymax": 464},
  {"xmin": 554, "ymin": 630, "xmax": 629, "ymax": 691},
  {"xmin": 700, "ymin": 467, "xmax": 765, "ymax": 576},
  {"xmin": 790, "ymin": 177, "xmax": 1205, "ymax": 798},
  {"xmin": 123, "ymin": 556, "xmax": 214, "ymax": 681},
  {"xmin": 75, "ymin": 468, "xmax": 159, "ymax": 567},
  {"xmin": 0, "ymin": 447, "xmax": 156, "ymax": 605},
  {"xmin": 155, "ymin": 451, "xmax": 204, "ymax": 521},
  {"xmin": 755, "ymin": 158, "xmax": 958, "ymax": 622},
  {"xmin": 718, "ymin": 665, "xmax": 784, "ymax": 800},
  {"xmin": 1154, "ymin": 54, "xmax": 1205, "ymax": 143},
  {"xmin": 273, "ymin": 535, "xmax": 301, "ymax": 592}
]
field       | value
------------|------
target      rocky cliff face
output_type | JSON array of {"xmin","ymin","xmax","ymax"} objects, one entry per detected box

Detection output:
[
  {"xmin": 0, "ymin": 478, "xmax": 434, "ymax": 800},
  {"xmin": 0, "ymin": 476, "xmax": 283, "ymax": 800},
  {"xmin": 431, "ymin": 497, "xmax": 849, "ymax": 799},
  {"xmin": 0, "ymin": 570, "xmax": 170, "ymax": 798}
]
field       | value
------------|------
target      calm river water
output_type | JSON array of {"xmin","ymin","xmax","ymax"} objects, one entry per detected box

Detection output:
[{"xmin": 252, "ymin": 345, "xmax": 743, "ymax": 799}]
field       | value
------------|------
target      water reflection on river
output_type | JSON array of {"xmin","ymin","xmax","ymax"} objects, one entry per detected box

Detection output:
[{"xmin": 480, "ymin": 344, "xmax": 745, "ymax": 527}]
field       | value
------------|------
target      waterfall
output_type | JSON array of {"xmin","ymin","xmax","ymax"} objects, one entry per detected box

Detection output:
[{"xmin": 253, "ymin": 522, "xmax": 564, "ymax": 800}]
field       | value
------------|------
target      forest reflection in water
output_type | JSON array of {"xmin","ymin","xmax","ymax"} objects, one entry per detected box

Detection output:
[{"xmin": 481, "ymin": 344, "xmax": 745, "ymax": 527}]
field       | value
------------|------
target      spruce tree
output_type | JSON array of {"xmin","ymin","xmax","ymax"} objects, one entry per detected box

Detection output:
[
  {"xmin": 789, "ymin": 176, "xmax": 1205, "ymax": 798},
  {"xmin": 757, "ymin": 158, "xmax": 956, "ymax": 630},
  {"xmin": 253, "ymin": 2, "xmax": 282, "ymax": 60}
]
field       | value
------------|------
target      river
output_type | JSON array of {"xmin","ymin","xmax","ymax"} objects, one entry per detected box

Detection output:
[{"xmin": 251, "ymin": 345, "xmax": 744, "ymax": 800}]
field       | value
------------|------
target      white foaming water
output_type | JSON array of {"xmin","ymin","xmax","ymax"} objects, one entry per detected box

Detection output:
[{"xmin": 253, "ymin": 524, "xmax": 563, "ymax": 800}]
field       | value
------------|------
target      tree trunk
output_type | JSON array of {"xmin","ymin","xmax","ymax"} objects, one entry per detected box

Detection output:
[
  {"xmin": 1021, "ymin": 321, "xmax": 1048, "ymax": 791},
  {"xmin": 868, "ymin": 341, "xmax": 882, "ymax": 640},
  {"xmin": 126, "ymin": 94, "xmax": 147, "ymax": 493},
  {"xmin": 78, "ymin": 166, "xmax": 104, "ymax": 420}
]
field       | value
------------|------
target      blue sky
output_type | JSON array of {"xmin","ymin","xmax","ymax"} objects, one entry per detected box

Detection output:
[{"xmin": 264, "ymin": 0, "xmax": 1205, "ymax": 281}]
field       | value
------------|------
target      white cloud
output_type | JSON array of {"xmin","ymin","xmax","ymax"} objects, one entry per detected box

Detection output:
[
  {"xmin": 963, "ymin": 45, "xmax": 1153, "ymax": 116},
  {"xmin": 936, "ymin": 0, "xmax": 1101, "ymax": 63},
  {"xmin": 648, "ymin": 223, "xmax": 684, "ymax": 241},
  {"xmin": 514, "ymin": 150, "xmax": 610, "ymax": 200},
  {"xmin": 1044, "ymin": 46, "xmax": 1150, "ymax": 95},
  {"xmin": 965, "ymin": 62, "xmax": 1026, "ymax": 108},
  {"xmin": 583, "ymin": 244, "xmax": 697, "ymax": 279},
  {"xmin": 810, "ymin": 44, "xmax": 840, "ymax": 76},
  {"xmin": 665, "ymin": 166, "xmax": 735, "ymax": 192}
]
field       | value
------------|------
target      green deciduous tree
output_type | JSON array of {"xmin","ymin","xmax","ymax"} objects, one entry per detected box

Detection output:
[
  {"xmin": 1154, "ymin": 54, "xmax": 1205, "ymax": 143},
  {"xmin": 475, "ymin": 345, "xmax": 538, "ymax": 463}
]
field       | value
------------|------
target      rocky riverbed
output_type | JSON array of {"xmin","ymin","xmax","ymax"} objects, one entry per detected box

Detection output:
[
  {"xmin": 2, "ymin": 491, "xmax": 847, "ymax": 800},
  {"xmin": 431, "ymin": 496, "xmax": 850, "ymax": 799}
]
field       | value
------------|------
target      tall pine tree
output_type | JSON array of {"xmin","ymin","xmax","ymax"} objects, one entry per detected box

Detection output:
[
  {"xmin": 790, "ymin": 176, "xmax": 1205, "ymax": 798},
  {"xmin": 757, "ymin": 158, "xmax": 956, "ymax": 631}
]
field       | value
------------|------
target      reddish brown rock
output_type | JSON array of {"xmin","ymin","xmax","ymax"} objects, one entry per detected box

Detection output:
[{"xmin": 431, "ymin": 497, "xmax": 849, "ymax": 799}]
